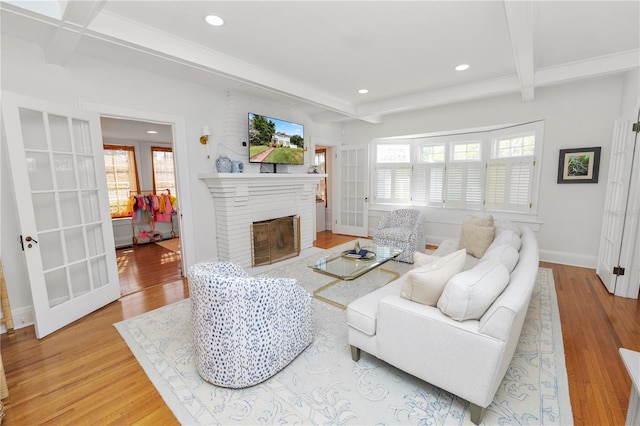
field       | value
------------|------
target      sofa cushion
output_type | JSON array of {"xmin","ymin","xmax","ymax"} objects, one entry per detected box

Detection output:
[
  {"xmin": 347, "ymin": 278, "xmax": 405, "ymax": 336},
  {"xmin": 495, "ymin": 219, "xmax": 522, "ymax": 237},
  {"xmin": 400, "ymin": 249, "xmax": 466, "ymax": 306},
  {"xmin": 490, "ymin": 229, "xmax": 522, "ymax": 252},
  {"xmin": 437, "ymin": 260, "xmax": 510, "ymax": 321},
  {"xmin": 481, "ymin": 243, "xmax": 519, "ymax": 273},
  {"xmin": 457, "ymin": 215, "xmax": 495, "ymax": 258},
  {"xmin": 413, "ymin": 251, "xmax": 438, "ymax": 266}
]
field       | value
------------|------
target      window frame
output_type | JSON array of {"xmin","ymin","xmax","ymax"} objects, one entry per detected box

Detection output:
[
  {"xmin": 103, "ymin": 144, "xmax": 140, "ymax": 218},
  {"xmin": 373, "ymin": 142, "xmax": 412, "ymax": 205},
  {"xmin": 151, "ymin": 146, "xmax": 176, "ymax": 196},
  {"xmin": 371, "ymin": 121, "xmax": 544, "ymax": 216}
]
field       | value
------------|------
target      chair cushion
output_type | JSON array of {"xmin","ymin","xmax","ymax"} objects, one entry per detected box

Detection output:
[
  {"xmin": 437, "ymin": 260, "xmax": 509, "ymax": 321},
  {"xmin": 375, "ymin": 227, "xmax": 414, "ymax": 241},
  {"xmin": 458, "ymin": 215, "xmax": 495, "ymax": 258},
  {"xmin": 400, "ymin": 249, "xmax": 466, "ymax": 306}
]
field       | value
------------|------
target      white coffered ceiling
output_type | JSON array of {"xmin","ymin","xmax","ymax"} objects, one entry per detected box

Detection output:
[{"xmin": 2, "ymin": 0, "xmax": 639, "ymax": 126}]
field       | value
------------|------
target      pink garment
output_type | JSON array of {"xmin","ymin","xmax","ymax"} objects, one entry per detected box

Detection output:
[{"xmin": 155, "ymin": 193, "xmax": 174, "ymax": 222}]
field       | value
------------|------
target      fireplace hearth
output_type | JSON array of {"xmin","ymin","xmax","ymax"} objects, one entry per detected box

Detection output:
[{"xmin": 251, "ymin": 216, "xmax": 300, "ymax": 266}]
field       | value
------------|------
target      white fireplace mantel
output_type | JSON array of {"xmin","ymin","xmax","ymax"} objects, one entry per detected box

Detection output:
[{"xmin": 198, "ymin": 173, "xmax": 326, "ymax": 267}]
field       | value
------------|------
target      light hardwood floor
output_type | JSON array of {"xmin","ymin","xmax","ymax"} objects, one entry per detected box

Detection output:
[{"xmin": 1, "ymin": 231, "xmax": 639, "ymax": 425}]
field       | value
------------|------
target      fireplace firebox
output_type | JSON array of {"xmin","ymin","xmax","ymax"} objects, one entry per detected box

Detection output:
[{"xmin": 251, "ymin": 215, "xmax": 300, "ymax": 266}]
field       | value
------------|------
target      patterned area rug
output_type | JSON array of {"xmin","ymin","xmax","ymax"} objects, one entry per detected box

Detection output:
[{"xmin": 114, "ymin": 261, "xmax": 572, "ymax": 425}]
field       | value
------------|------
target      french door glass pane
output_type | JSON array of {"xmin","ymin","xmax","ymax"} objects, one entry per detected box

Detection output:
[
  {"xmin": 64, "ymin": 227, "xmax": 86, "ymax": 263},
  {"xmin": 86, "ymin": 224, "xmax": 105, "ymax": 257},
  {"xmin": 59, "ymin": 192, "xmax": 82, "ymax": 227},
  {"xmin": 40, "ymin": 230, "xmax": 64, "ymax": 271},
  {"xmin": 53, "ymin": 153, "xmax": 77, "ymax": 190},
  {"xmin": 69, "ymin": 262, "xmax": 91, "ymax": 296},
  {"xmin": 90, "ymin": 257, "xmax": 109, "ymax": 288},
  {"xmin": 44, "ymin": 269, "xmax": 70, "ymax": 308},
  {"xmin": 81, "ymin": 191, "xmax": 101, "ymax": 223},
  {"xmin": 72, "ymin": 118, "xmax": 93, "ymax": 154},
  {"xmin": 48, "ymin": 114, "xmax": 72, "ymax": 152},
  {"xmin": 26, "ymin": 152, "xmax": 54, "ymax": 191},
  {"xmin": 32, "ymin": 193, "xmax": 59, "ymax": 231},
  {"xmin": 77, "ymin": 155, "xmax": 97, "ymax": 189},
  {"xmin": 18, "ymin": 108, "xmax": 47, "ymax": 150}
]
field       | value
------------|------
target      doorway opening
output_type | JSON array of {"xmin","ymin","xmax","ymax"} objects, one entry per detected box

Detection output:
[{"xmin": 100, "ymin": 117, "xmax": 183, "ymax": 296}]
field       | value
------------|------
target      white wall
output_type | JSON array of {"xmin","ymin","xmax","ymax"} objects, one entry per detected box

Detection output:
[
  {"xmin": 0, "ymin": 35, "xmax": 337, "ymax": 327},
  {"xmin": 340, "ymin": 74, "xmax": 636, "ymax": 267}
]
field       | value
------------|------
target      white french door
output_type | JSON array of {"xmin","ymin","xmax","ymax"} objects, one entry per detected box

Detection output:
[
  {"xmin": 334, "ymin": 145, "xmax": 369, "ymax": 237},
  {"xmin": 2, "ymin": 92, "xmax": 120, "ymax": 338},
  {"xmin": 596, "ymin": 108, "xmax": 640, "ymax": 297}
]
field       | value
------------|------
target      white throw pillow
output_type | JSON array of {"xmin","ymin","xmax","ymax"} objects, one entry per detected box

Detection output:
[
  {"xmin": 481, "ymin": 243, "xmax": 519, "ymax": 273},
  {"xmin": 457, "ymin": 215, "xmax": 495, "ymax": 258},
  {"xmin": 437, "ymin": 260, "xmax": 510, "ymax": 321},
  {"xmin": 413, "ymin": 251, "xmax": 438, "ymax": 267},
  {"xmin": 400, "ymin": 249, "xmax": 466, "ymax": 306}
]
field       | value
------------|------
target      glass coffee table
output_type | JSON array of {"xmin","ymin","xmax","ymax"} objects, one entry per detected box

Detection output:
[
  {"xmin": 308, "ymin": 242, "xmax": 403, "ymax": 309},
  {"xmin": 309, "ymin": 243, "xmax": 403, "ymax": 281}
]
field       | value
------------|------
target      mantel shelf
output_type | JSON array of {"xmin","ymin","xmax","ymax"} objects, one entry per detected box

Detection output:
[{"xmin": 198, "ymin": 173, "xmax": 327, "ymax": 188}]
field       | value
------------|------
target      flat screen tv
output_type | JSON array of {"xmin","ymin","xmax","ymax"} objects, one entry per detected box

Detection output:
[{"xmin": 248, "ymin": 113, "xmax": 304, "ymax": 171}]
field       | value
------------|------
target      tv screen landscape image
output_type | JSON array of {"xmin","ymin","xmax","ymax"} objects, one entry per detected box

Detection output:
[{"xmin": 248, "ymin": 113, "xmax": 304, "ymax": 165}]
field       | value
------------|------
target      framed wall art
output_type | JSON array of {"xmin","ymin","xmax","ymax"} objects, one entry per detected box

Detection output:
[{"xmin": 557, "ymin": 147, "xmax": 601, "ymax": 184}]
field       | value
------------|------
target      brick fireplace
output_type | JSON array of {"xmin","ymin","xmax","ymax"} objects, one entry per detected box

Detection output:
[{"xmin": 198, "ymin": 173, "xmax": 325, "ymax": 268}]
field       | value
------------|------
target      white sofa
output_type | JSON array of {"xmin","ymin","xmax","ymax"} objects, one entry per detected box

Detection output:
[{"xmin": 346, "ymin": 226, "xmax": 539, "ymax": 424}]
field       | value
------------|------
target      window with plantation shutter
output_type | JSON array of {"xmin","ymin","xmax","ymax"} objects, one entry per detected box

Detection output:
[
  {"xmin": 375, "ymin": 164, "xmax": 411, "ymax": 203},
  {"xmin": 376, "ymin": 166, "xmax": 392, "ymax": 199},
  {"xmin": 412, "ymin": 164, "xmax": 445, "ymax": 207},
  {"xmin": 445, "ymin": 162, "xmax": 484, "ymax": 209},
  {"xmin": 485, "ymin": 159, "xmax": 534, "ymax": 212},
  {"xmin": 371, "ymin": 121, "xmax": 542, "ymax": 215},
  {"xmin": 374, "ymin": 143, "xmax": 412, "ymax": 204}
]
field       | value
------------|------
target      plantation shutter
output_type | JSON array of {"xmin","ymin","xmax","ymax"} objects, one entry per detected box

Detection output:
[
  {"xmin": 446, "ymin": 162, "xmax": 483, "ymax": 209},
  {"xmin": 412, "ymin": 164, "xmax": 445, "ymax": 207},
  {"xmin": 376, "ymin": 166, "xmax": 392, "ymax": 200},
  {"xmin": 485, "ymin": 158, "xmax": 534, "ymax": 212},
  {"xmin": 393, "ymin": 165, "xmax": 412, "ymax": 202},
  {"xmin": 375, "ymin": 165, "xmax": 411, "ymax": 203}
]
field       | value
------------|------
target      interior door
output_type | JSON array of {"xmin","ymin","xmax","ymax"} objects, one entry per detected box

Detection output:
[
  {"xmin": 596, "ymin": 108, "xmax": 638, "ymax": 294},
  {"xmin": 334, "ymin": 145, "xmax": 369, "ymax": 237},
  {"xmin": 2, "ymin": 92, "xmax": 120, "ymax": 338}
]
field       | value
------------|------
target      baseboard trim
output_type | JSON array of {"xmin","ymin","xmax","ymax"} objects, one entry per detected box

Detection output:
[
  {"xmin": 539, "ymin": 249, "xmax": 596, "ymax": 269},
  {"xmin": 0, "ymin": 305, "xmax": 34, "ymax": 334}
]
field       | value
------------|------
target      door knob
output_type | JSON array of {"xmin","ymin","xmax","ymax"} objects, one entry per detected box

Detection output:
[{"xmin": 25, "ymin": 236, "xmax": 38, "ymax": 248}]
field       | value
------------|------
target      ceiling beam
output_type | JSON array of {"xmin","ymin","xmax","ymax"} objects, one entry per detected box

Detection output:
[
  {"xmin": 44, "ymin": 0, "xmax": 106, "ymax": 66},
  {"xmin": 503, "ymin": 0, "xmax": 536, "ymax": 102}
]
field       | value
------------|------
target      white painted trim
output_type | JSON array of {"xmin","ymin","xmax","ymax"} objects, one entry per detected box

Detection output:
[
  {"xmin": 540, "ymin": 249, "xmax": 597, "ymax": 269},
  {"xmin": 0, "ymin": 305, "xmax": 35, "ymax": 334},
  {"xmin": 78, "ymin": 99, "xmax": 192, "ymax": 276}
]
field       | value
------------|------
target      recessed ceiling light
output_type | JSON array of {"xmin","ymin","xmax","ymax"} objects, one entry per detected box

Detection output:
[
  {"xmin": 358, "ymin": 89, "xmax": 369, "ymax": 94},
  {"xmin": 455, "ymin": 64, "xmax": 470, "ymax": 71},
  {"xmin": 205, "ymin": 15, "xmax": 225, "ymax": 26},
  {"xmin": 146, "ymin": 130, "xmax": 158, "ymax": 134}
]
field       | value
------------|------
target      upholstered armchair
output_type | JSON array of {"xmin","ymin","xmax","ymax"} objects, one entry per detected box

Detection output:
[
  {"xmin": 373, "ymin": 209, "xmax": 426, "ymax": 263},
  {"xmin": 187, "ymin": 261, "xmax": 314, "ymax": 388}
]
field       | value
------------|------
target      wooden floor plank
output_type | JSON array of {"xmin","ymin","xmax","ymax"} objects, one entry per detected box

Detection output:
[{"xmin": 0, "ymin": 237, "xmax": 638, "ymax": 425}]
